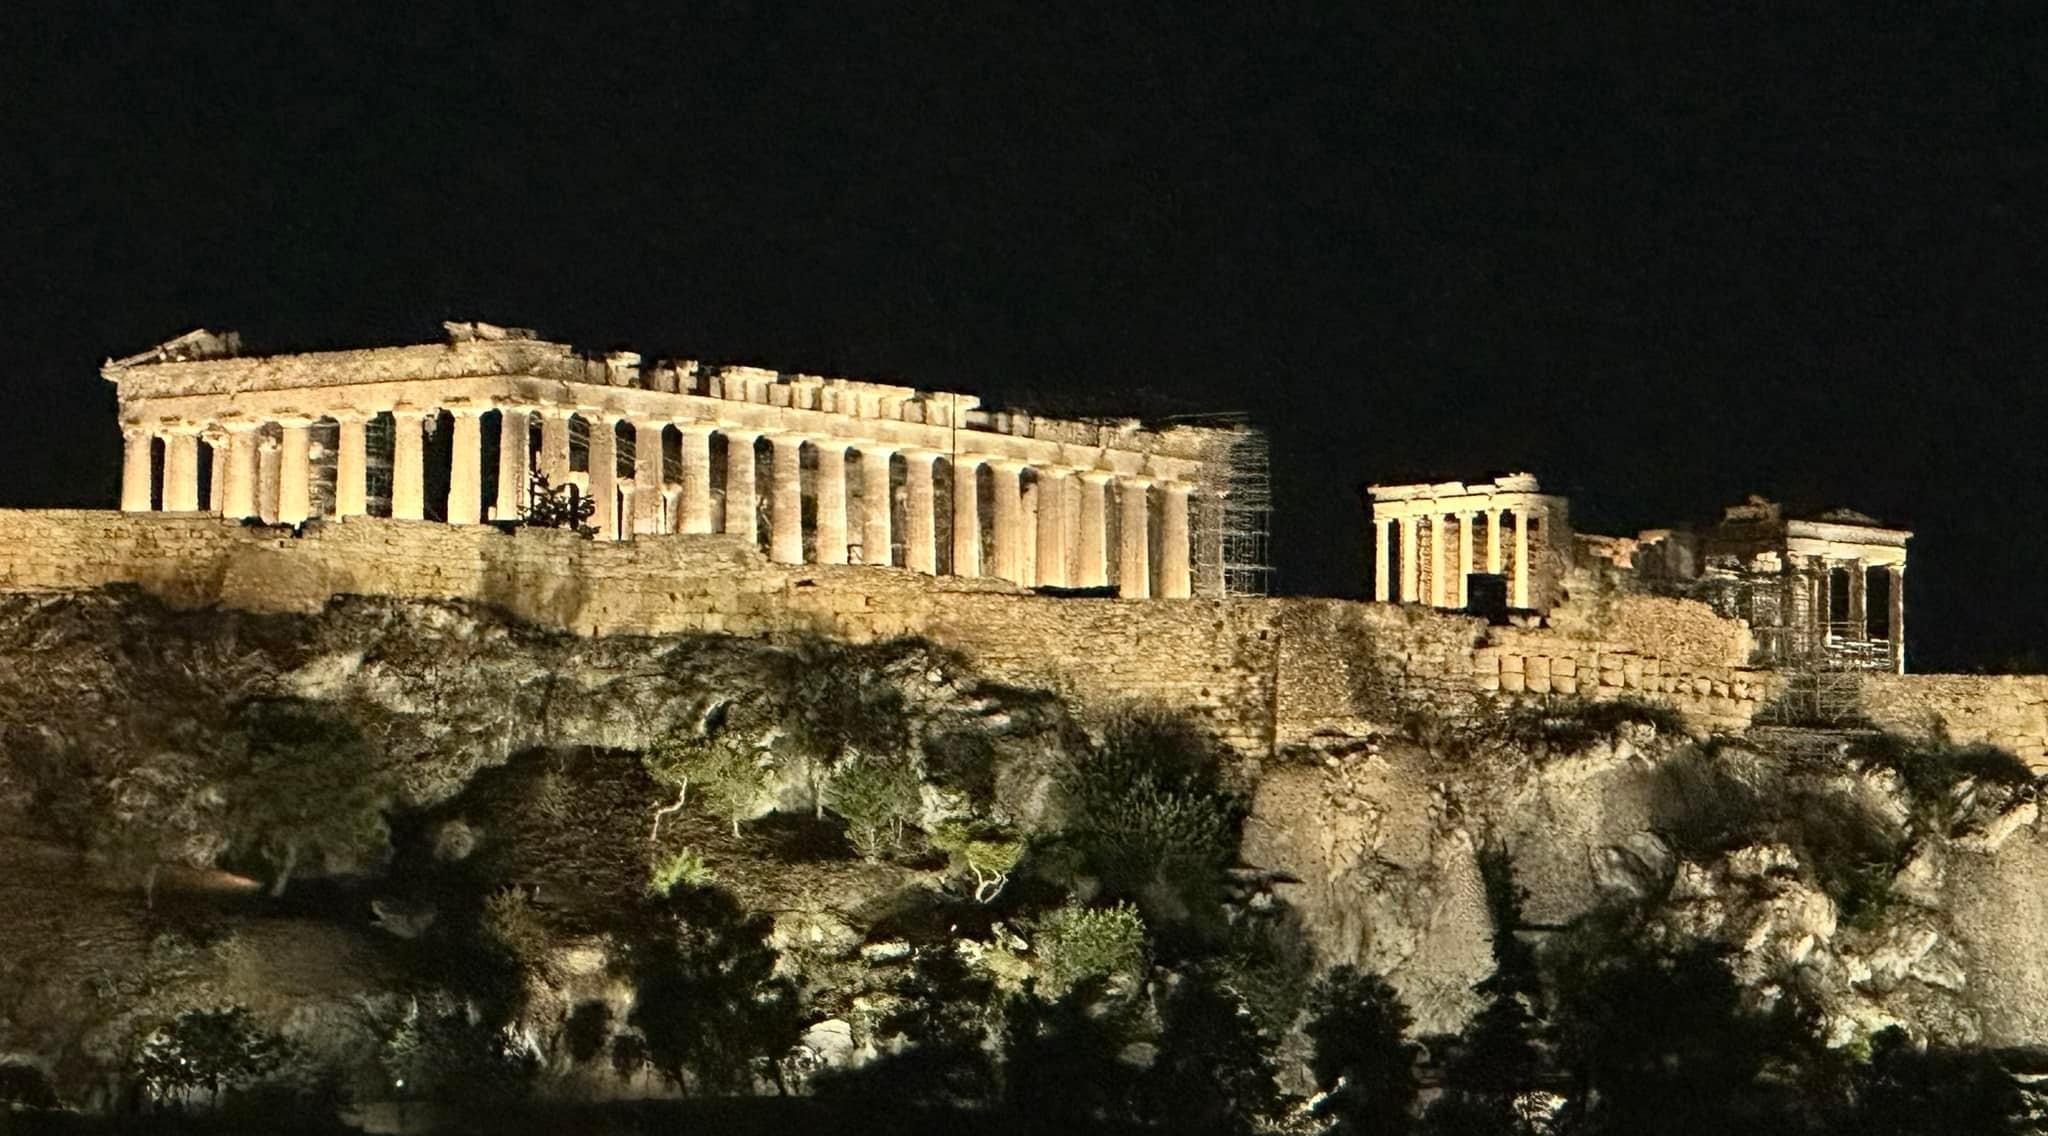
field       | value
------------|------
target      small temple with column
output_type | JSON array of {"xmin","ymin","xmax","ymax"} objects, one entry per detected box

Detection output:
[
  {"xmin": 1366, "ymin": 473, "xmax": 1567, "ymax": 612},
  {"xmin": 105, "ymin": 324, "xmax": 1254, "ymax": 599},
  {"xmin": 1369, "ymin": 473, "xmax": 1911, "ymax": 674}
]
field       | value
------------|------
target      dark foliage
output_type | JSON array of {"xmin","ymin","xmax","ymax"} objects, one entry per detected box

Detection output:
[
  {"xmin": 622, "ymin": 883, "xmax": 803, "ymax": 1096},
  {"xmin": 998, "ymin": 981, "xmax": 1143, "ymax": 1133},
  {"xmin": 1136, "ymin": 973, "xmax": 1282, "ymax": 1136},
  {"xmin": 813, "ymin": 948, "xmax": 1000, "ymax": 1110},
  {"xmin": 0, "ymin": 1061, "xmax": 61, "ymax": 1110},
  {"xmin": 223, "ymin": 698, "xmax": 389, "ymax": 896},
  {"xmin": 1849, "ymin": 732, "xmax": 2036, "ymax": 831},
  {"xmin": 1838, "ymin": 1026, "xmax": 2033, "ymax": 1135},
  {"xmin": 1304, "ymin": 965, "xmax": 1418, "ymax": 1134},
  {"xmin": 1547, "ymin": 939, "xmax": 1842, "ymax": 1136},
  {"xmin": 521, "ymin": 470, "xmax": 595, "ymax": 533},
  {"xmin": 564, "ymin": 1001, "xmax": 613, "ymax": 1065},
  {"xmin": 1421, "ymin": 842, "xmax": 1544, "ymax": 1134},
  {"xmin": 1057, "ymin": 709, "xmax": 1245, "ymax": 936}
]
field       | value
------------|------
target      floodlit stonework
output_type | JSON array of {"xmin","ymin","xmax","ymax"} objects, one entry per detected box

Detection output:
[
  {"xmin": 1372, "ymin": 475, "xmax": 1912, "ymax": 675},
  {"xmin": 105, "ymin": 323, "xmax": 1255, "ymax": 599}
]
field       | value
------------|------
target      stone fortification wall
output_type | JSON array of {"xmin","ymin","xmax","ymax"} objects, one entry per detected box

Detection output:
[
  {"xmin": 1856, "ymin": 674, "xmax": 2048, "ymax": 771},
  {"xmin": 0, "ymin": 510, "xmax": 1774, "ymax": 752}
]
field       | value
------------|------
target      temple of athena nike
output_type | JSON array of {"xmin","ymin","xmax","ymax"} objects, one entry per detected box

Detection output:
[{"xmin": 103, "ymin": 323, "xmax": 1265, "ymax": 599}]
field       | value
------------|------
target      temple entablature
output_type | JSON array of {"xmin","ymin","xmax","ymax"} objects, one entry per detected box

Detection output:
[{"xmin": 102, "ymin": 325, "xmax": 1265, "ymax": 599}]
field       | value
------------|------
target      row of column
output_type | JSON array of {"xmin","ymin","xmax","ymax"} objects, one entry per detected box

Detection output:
[
  {"xmin": 1373, "ymin": 508, "xmax": 1538, "ymax": 609},
  {"xmin": 1810, "ymin": 558, "xmax": 1906, "ymax": 672},
  {"xmin": 120, "ymin": 410, "xmax": 1199, "ymax": 598}
]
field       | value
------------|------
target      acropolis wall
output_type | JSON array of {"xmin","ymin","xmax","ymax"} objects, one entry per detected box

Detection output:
[{"xmin": 0, "ymin": 510, "xmax": 1780, "ymax": 751}]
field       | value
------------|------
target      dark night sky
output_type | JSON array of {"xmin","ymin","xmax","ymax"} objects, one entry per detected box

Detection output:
[{"xmin": 2, "ymin": 4, "xmax": 2043, "ymax": 671}]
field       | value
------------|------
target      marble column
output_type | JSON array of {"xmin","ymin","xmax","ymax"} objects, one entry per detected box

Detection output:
[
  {"xmin": 163, "ymin": 431, "xmax": 201, "ymax": 513},
  {"xmin": 495, "ymin": 407, "xmax": 530, "ymax": 522},
  {"xmin": 1485, "ymin": 507, "xmax": 1503, "ymax": 573},
  {"xmin": 1020, "ymin": 479, "xmax": 1040, "ymax": 585},
  {"xmin": 674, "ymin": 424, "xmax": 714, "ymax": 534},
  {"xmin": 815, "ymin": 441, "xmax": 850, "ymax": 564},
  {"xmin": 1399, "ymin": 513, "xmax": 1419, "ymax": 603},
  {"xmin": 445, "ymin": 410, "xmax": 484, "ymax": 525},
  {"xmin": 768, "ymin": 434, "xmax": 805, "ymax": 564},
  {"xmin": 1373, "ymin": 517, "xmax": 1392, "ymax": 602},
  {"xmin": 632, "ymin": 418, "xmax": 665, "ymax": 536},
  {"xmin": 1035, "ymin": 469, "xmax": 1070, "ymax": 587},
  {"xmin": 207, "ymin": 436, "xmax": 227, "ymax": 513},
  {"xmin": 257, "ymin": 434, "xmax": 281, "ymax": 524},
  {"xmin": 538, "ymin": 409, "xmax": 572, "ymax": 488},
  {"xmin": 1118, "ymin": 477, "xmax": 1153, "ymax": 599},
  {"xmin": 1848, "ymin": 560, "xmax": 1869, "ymax": 636},
  {"xmin": 723, "ymin": 430, "xmax": 760, "ymax": 542},
  {"xmin": 1889, "ymin": 566, "xmax": 1906, "ymax": 674},
  {"xmin": 859, "ymin": 444, "xmax": 893, "ymax": 566},
  {"xmin": 390, "ymin": 411, "xmax": 428, "ymax": 521},
  {"xmin": 1076, "ymin": 472, "xmax": 1112, "ymax": 587},
  {"xmin": 335, "ymin": 415, "xmax": 368, "ymax": 518},
  {"xmin": 1159, "ymin": 481, "xmax": 1192, "ymax": 599},
  {"xmin": 221, "ymin": 425, "xmax": 259, "ymax": 520},
  {"xmin": 120, "ymin": 428, "xmax": 154, "ymax": 512},
  {"xmin": 1512, "ymin": 508, "xmax": 1531, "ymax": 609},
  {"xmin": 902, "ymin": 450, "xmax": 938, "ymax": 574},
  {"xmin": 588, "ymin": 415, "xmax": 619, "ymax": 540},
  {"xmin": 1427, "ymin": 516, "xmax": 1447, "ymax": 608},
  {"xmin": 1457, "ymin": 510, "xmax": 1477, "ymax": 607},
  {"xmin": 989, "ymin": 460, "xmax": 1024, "ymax": 583},
  {"xmin": 951, "ymin": 455, "xmax": 983, "ymax": 577},
  {"xmin": 276, "ymin": 420, "xmax": 313, "ymax": 524}
]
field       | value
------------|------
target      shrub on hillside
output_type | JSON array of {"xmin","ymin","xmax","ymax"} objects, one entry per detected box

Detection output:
[
  {"xmin": 822, "ymin": 756, "xmax": 923, "ymax": 861},
  {"xmin": 134, "ymin": 1006, "xmax": 287, "ymax": 1112},
  {"xmin": 1035, "ymin": 902, "xmax": 1147, "ymax": 997},
  {"xmin": 1501, "ymin": 695, "xmax": 1687, "ymax": 755},
  {"xmin": 223, "ymin": 699, "xmax": 390, "ymax": 896}
]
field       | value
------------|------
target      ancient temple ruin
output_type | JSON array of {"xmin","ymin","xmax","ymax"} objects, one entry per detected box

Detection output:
[
  {"xmin": 1371, "ymin": 473, "xmax": 1911, "ymax": 674},
  {"xmin": 1366, "ymin": 474, "xmax": 1568, "ymax": 611},
  {"xmin": 105, "ymin": 324, "xmax": 1266, "ymax": 598}
]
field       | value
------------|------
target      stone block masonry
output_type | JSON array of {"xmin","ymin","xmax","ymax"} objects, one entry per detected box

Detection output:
[{"xmin": 0, "ymin": 511, "xmax": 1802, "ymax": 755}]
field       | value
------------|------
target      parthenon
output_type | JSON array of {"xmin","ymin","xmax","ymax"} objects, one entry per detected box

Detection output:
[{"xmin": 103, "ymin": 325, "xmax": 1259, "ymax": 599}]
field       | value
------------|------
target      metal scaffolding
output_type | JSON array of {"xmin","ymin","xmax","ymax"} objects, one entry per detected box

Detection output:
[{"xmin": 1171, "ymin": 413, "xmax": 1272, "ymax": 597}]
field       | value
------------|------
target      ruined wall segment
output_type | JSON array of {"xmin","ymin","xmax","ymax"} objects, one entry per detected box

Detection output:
[{"xmin": 0, "ymin": 510, "xmax": 1779, "ymax": 752}]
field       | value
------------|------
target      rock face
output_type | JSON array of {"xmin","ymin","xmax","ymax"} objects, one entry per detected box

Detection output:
[
  {"xmin": 4, "ymin": 586, "xmax": 2048, "ymax": 1110},
  {"xmin": 1245, "ymin": 725, "xmax": 2048, "ymax": 1047}
]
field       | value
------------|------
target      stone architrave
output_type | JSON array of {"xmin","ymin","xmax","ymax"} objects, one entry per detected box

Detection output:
[{"xmin": 1118, "ymin": 476, "xmax": 1154, "ymax": 599}]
